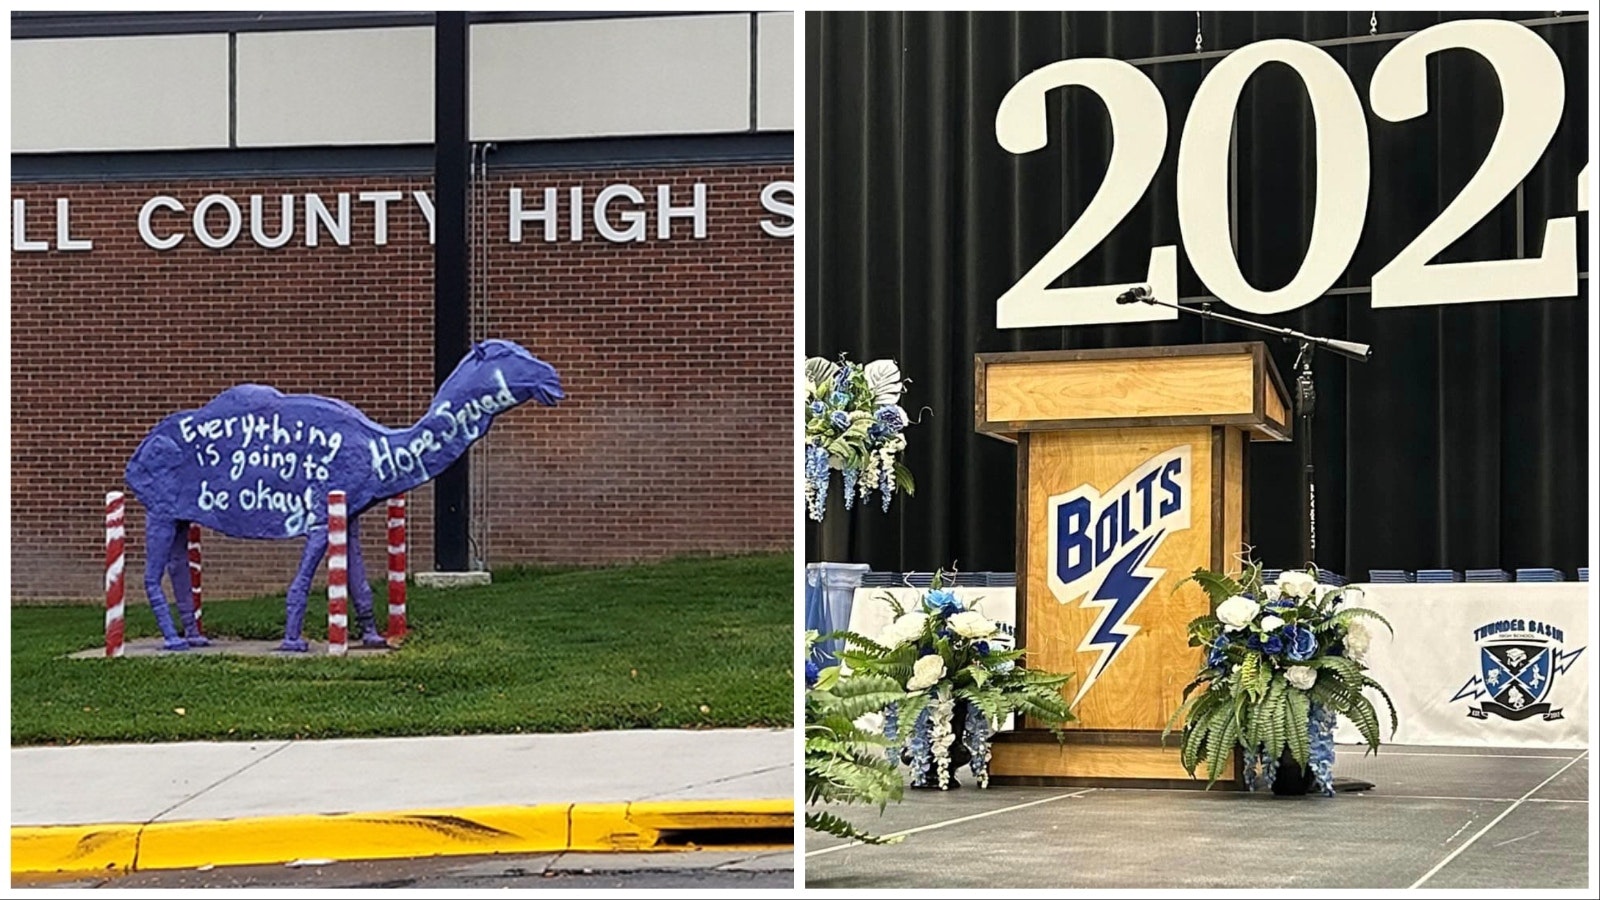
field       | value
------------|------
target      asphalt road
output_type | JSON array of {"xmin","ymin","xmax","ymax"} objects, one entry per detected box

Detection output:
[{"xmin": 13, "ymin": 849, "xmax": 794, "ymax": 890}]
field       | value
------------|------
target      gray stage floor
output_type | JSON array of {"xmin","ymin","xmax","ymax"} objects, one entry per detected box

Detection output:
[{"xmin": 805, "ymin": 745, "xmax": 1591, "ymax": 889}]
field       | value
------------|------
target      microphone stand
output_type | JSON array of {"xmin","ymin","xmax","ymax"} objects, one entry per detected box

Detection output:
[{"xmin": 1119, "ymin": 288, "xmax": 1375, "ymax": 793}]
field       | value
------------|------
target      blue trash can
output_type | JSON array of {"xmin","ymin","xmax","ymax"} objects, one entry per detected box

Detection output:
[{"xmin": 805, "ymin": 562, "xmax": 870, "ymax": 666}]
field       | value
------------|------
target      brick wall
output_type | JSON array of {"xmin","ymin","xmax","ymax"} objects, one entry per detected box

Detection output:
[{"xmin": 10, "ymin": 162, "xmax": 794, "ymax": 603}]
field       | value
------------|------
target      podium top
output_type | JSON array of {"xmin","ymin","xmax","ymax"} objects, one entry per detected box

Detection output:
[{"xmin": 974, "ymin": 341, "xmax": 1292, "ymax": 442}]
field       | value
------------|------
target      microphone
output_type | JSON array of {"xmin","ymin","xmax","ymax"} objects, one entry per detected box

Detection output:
[
  {"xmin": 1116, "ymin": 285, "xmax": 1154, "ymax": 305},
  {"xmin": 1320, "ymin": 338, "xmax": 1372, "ymax": 362}
]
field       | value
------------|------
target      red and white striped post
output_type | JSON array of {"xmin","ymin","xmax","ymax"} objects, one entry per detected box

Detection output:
[
  {"xmin": 187, "ymin": 523, "xmax": 204, "ymax": 636},
  {"xmin": 105, "ymin": 492, "xmax": 126, "ymax": 658},
  {"xmin": 326, "ymin": 490, "xmax": 348, "ymax": 656},
  {"xmin": 386, "ymin": 494, "xmax": 407, "ymax": 642}
]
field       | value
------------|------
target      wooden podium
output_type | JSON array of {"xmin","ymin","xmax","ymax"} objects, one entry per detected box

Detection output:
[{"xmin": 974, "ymin": 342, "xmax": 1292, "ymax": 788}]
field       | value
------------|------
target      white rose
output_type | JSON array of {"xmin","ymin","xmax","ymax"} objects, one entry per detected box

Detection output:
[
  {"xmin": 1260, "ymin": 615, "xmax": 1285, "ymax": 632},
  {"xmin": 1262, "ymin": 584, "xmax": 1282, "ymax": 602},
  {"xmin": 949, "ymin": 611, "xmax": 998, "ymax": 639},
  {"xmin": 1344, "ymin": 620, "xmax": 1373, "ymax": 664},
  {"xmin": 906, "ymin": 654, "xmax": 947, "ymax": 692},
  {"xmin": 1216, "ymin": 595, "xmax": 1261, "ymax": 631},
  {"xmin": 1286, "ymin": 665, "xmax": 1317, "ymax": 690},
  {"xmin": 880, "ymin": 611, "xmax": 928, "ymax": 647},
  {"xmin": 1276, "ymin": 570, "xmax": 1318, "ymax": 599}
]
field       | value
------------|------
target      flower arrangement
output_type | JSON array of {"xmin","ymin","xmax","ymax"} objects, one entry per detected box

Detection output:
[
  {"xmin": 836, "ymin": 571, "xmax": 1075, "ymax": 790},
  {"xmin": 803, "ymin": 355, "xmax": 915, "ymax": 521},
  {"xmin": 804, "ymin": 631, "xmax": 906, "ymax": 844},
  {"xmin": 1163, "ymin": 562, "xmax": 1398, "ymax": 794}
]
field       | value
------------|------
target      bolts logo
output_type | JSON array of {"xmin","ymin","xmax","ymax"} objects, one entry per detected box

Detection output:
[{"xmin": 1047, "ymin": 445, "xmax": 1190, "ymax": 706}]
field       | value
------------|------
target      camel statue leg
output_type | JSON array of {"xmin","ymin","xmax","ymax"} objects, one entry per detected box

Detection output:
[
  {"xmin": 346, "ymin": 516, "xmax": 388, "ymax": 647},
  {"xmin": 164, "ymin": 523, "xmax": 210, "ymax": 647},
  {"xmin": 142, "ymin": 519, "xmax": 190, "ymax": 651},
  {"xmin": 279, "ymin": 528, "xmax": 329, "ymax": 653}
]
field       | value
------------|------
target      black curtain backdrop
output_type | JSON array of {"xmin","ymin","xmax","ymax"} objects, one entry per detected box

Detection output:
[{"xmin": 805, "ymin": 11, "xmax": 1590, "ymax": 577}]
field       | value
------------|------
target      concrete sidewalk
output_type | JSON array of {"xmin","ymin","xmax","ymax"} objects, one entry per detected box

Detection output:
[{"xmin": 11, "ymin": 728, "xmax": 794, "ymax": 876}]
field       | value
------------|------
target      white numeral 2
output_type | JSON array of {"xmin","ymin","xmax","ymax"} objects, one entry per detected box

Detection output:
[
  {"xmin": 1369, "ymin": 19, "xmax": 1575, "ymax": 307},
  {"xmin": 994, "ymin": 59, "xmax": 1176, "ymax": 328}
]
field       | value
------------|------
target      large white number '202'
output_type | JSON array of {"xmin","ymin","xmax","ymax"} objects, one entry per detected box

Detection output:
[
  {"xmin": 1369, "ymin": 19, "xmax": 1575, "ymax": 307},
  {"xmin": 994, "ymin": 59, "xmax": 1177, "ymax": 328},
  {"xmin": 1177, "ymin": 40, "xmax": 1370, "ymax": 316}
]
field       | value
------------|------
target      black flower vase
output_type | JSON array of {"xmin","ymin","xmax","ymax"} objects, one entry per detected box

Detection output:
[
  {"xmin": 907, "ymin": 700, "xmax": 973, "ymax": 789},
  {"xmin": 1271, "ymin": 749, "xmax": 1312, "ymax": 796}
]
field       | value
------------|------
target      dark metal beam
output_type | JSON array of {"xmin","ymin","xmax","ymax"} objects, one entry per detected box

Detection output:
[{"xmin": 433, "ymin": 11, "xmax": 471, "ymax": 572}]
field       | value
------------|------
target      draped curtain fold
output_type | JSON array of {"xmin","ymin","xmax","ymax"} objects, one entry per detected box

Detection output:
[{"xmin": 805, "ymin": 11, "xmax": 1589, "ymax": 576}]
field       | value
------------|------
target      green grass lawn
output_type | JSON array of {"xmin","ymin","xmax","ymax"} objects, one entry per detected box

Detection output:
[{"xmin": 10, "ymin": 554, "xmax": 793, "ymax": 746}]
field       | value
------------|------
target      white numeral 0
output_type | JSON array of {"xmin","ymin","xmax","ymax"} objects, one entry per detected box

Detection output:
[
  {"xmin": 1177, "ymin": 40, "xmax": 1370, "ymax": 316},
  {"xmin": 994, "ymin": 59, "xmax": 1177, "ymax": 328},
  {"xmin": 1369, "ymin": 20, "xmax": 1575, "ymax": 307}
]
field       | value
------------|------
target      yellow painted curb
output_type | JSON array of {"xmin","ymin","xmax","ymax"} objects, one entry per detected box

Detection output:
[
  {"xmin": 570, "ymin": 799, "xmax": 794, "ymax": 852},
  {"xmin": 12, "ymin": 799, "xmax": 793, "ymax": 875},
  {"xmin": 11, "ymin": 823, "xmax": 141, "ymax": 876}
]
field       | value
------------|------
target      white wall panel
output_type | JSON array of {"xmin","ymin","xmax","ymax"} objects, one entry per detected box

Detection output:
[
  {"xmin": 236, "ymin": 27, "xmax": 434, "ymax": 147},
  {"xmin": 470, "ymin": 15, "xmax": 750, "ymax": 140},
  {"xmin": 11, "ymin": 35, "xmax": 230, "ymax": 152},
  {"xmin": 756, "ymin": 13, "xmax": 793, "ymax": 132}
]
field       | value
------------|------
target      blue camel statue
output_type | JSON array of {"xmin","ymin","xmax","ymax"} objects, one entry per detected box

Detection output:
[{"xmin": 125, "ymin": 339, "xmax": 563, "ymax": 651}]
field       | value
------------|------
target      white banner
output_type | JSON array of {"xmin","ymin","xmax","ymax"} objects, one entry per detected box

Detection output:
[{"xmin": 1334, "ymin": 583, "xmax": 1590, "ymax": 749}]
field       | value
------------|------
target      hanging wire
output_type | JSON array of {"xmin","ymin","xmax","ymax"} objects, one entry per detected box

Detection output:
[
  {"xmin": 1195, "ymin": 12, "xmax": 1203, "ymax": 52},
  {"xmin": 1369, "ymin": 12, "xmax": 1377, "ymax": 36}
]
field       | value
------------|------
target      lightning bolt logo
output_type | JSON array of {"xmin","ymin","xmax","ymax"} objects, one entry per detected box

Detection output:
[
  {"xmin": 1072, "ymin": 530, "xmax": 1166, "ymax": 706},
  {"xmin": 1047, "ymin": 445, "xmax": 1191, "ymax": 708},
  {"xmin": 1450, "ymin": 676, "xmax": 1487, "ymax": 703},
  {"xmin": 1551, "ymin": 647, "xmax": 1585, "ymax": 675}
]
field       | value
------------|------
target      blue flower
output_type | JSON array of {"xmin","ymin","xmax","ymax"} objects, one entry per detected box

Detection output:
[
  {"xmin": 808, "ymin": 400, "xmax": 826, "ymax": 416},
  {"xmin": 829, "ymin": 410, "xmax": 851, "ymax": 430},
  {"xmin": 804, "ymin": 659, "xmax": 820, "ymax": 687},
  {"xmin": 1246, "ymin": 633, "xmax": 1263, "ymax": 652},
  {"xmin": 925, "ymin": 589, "xmax": 963, "ymax": 618},
  {"xmin": 1267, "ymin": 597, "xmax": 1296, "ymax": 610},
  {"xmin": 1206, "ymin": 634, "xmax": 1231, "ymax": 669},
  {"xmin": 830, "ymin": 390, "xmax": 850, "ymax": 406},
  {"xmin": 1284, "ymin": 625, "xmax": 1318, "ymax": 662},
  {"xmin": 1262, "ymin": 634, "xmax": 1285, "ymax": 655},
  {"xmin": 974, "ymin": 641, "xmax": 990, "ymax": 656},
  {"xmin": 874, "ymin": 404, "xmax": 909, "ymax": 432},
  {"xmin": 867, "ymin": 423, "xmax": 888, "ymax": 441}
]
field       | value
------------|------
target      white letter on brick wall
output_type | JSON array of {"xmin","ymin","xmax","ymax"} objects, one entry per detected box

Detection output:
[
  {"xmin": 13, "ymin": 199, "xmax": 49, "ymax": 251},
  {"xmin": 55, "ymin": 198, "xmax": 93, "ymax": 251},
  {"xmin": 509, "ymin": 188, "xmax": 559, "ymax": 243},
  {"xmin": 360, "ymin": 191, "xmax": 403, "ymax": 246},
  {"xmin": 595, "ymin": 184, "xmax": 647, "ymax": 243},
  {"xmin": 251, "ymin": 195, "xmax": 295, "ymax": 249},
  {"xmin": 656, "ymin": 183, "xmax": 708, "ymax": 239},
  {"xmin": 760, "ymin": 181, "xmax": 795, "ymax": 238},
  {"xmin": 413, "ymin": 191, "xmax": 436, "ymax": 245},
  {"xmin": 138, "ymin": 196, "xmax": 185, "ymax": 250},
  {"xmin": 193, "ymin": 194, "xmax": 242, "ymax": 249},
  {"xmin": 306, "ymin": 193, "xmax": 352, "ymax": 247}
]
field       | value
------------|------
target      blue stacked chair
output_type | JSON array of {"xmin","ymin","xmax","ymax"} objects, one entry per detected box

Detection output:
[
  {"xmin": 1416, "ymin": 569, "xmax": 1463, "ymax": 583},
  {"xmin": 1367, "ymin": 569, "xmax": 1413, "ymax": 583},
  {"xmin": 1514, "ymin": 568, "xmax": 1564, "ymax": 583},
  {"xmin": 1465, "ymin": 569, "xmax": 1511, "ymax": 583}
]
